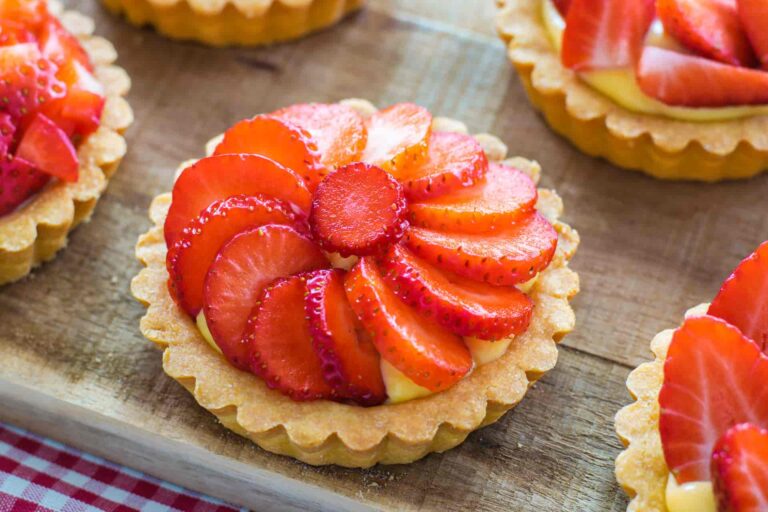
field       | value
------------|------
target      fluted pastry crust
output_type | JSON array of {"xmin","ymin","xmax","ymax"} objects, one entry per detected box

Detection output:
[{"xmin": 0, "ymin": 1, "xmax": 133, "ymax": 286}]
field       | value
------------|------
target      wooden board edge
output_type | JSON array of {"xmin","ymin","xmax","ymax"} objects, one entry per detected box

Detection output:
[{"xmin": 0, "ymin": 377, "xmax": 379, "ymax": 512}]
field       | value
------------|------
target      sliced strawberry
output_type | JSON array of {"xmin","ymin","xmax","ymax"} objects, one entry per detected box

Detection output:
[
  {"xmin": 408, "ymin": 162, "xmax": 537, "ymax": 233},
  {"xmin": 345, "ymin": 257, "xmax": 472, "ymax": 392},
  {"xmin": 638, "ymin": 46, "xmax": 768, "ymax": 107},
  {"xmin": 0, "ymin": 156, "xmax": 48, "ymax": 216},
  {"xmin": 553, "ymin": 0, "xmax": 571, "ymax": 16},
  {"xmin": 305, "ymin": 269, "xmax": 386, "ymax": 405},
  {"xmin": 203, "ymin": 224, "xmax": 327, "ymax": 369},
  {"xmin": 0, "ymin": 112, "xmax": 16, "ymax": 156},
  {"xmin": 213, "ymin": 115, "xmax": 326, "ymax": 190},
  {"xmin": 738, "ymin": 0, "xmax": 768, "ymax": 69},
  {"xmin": 271, "ymin": 103, "xmax": 367, "ymax": 168},
  {"xmin": 393, "ymin": 131, "xmax": 488, "ymax": 202},
  {"xmin": 164, "ymin": 154, "xmax": 313, "ymax": 248},
  {"xmin": 0, "ymin": 44, "xmax": 64, "ymax": 122},
  {"xmin": 0, "ymin": 19, "xmax": 35, "ymax": 46},
  {"xmin": 712, "ymin": 423, "xmax": 768, "ymax": 512},
  {"xmin": 310, "ymin": 162, "xmax": 408, "ymax": 257},
  {"xmin": 16, "ymin": 113, "xmax": 78, "ymax": 182},
  {"xmin": 708, "ymin": 242, "xmax": 768, "ymax": 353},
  {"xmin": 404, "ymin": 213, "xmax": 558, "ymax": 287},
  {"xmin": 37, "ymin": 17, "xmax": 92, "ymax": 69},
  {"xmin": 361, "ymin": 103, "xmax": 432, "ymax": 172},
  {"xmin": 658, "ymin": 0, "xmax": 755, "ymax": 67},
  {"xmin": 0, "ymin": 0, "xmax": 47, "ymax": 28},
  {"xmin": 244, "ymin": 274, "xmax": 336, "ymax": 401},
  {"xmin": 167, "ymin": 194, "xmax": 306, "ymax": 316},
  {"xmin": 659, "ymin": 315, "xmax": 768, "ymax": 484},
  {"xmin": 380, "ymin": 245, "xmax": 533, "ymax": 340},
  {"xmin": 39, "ymin": 89, "xmax": 104, "ymax": 141},
  {"xmin": 562, "ymin": 0, "xmax": 655, "ymax": 71}
]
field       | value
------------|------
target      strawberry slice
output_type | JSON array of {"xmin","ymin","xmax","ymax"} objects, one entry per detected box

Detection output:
[
  {"xmin": 394, "ymin": 131, "xmax": 488, "ymax": 202},
  {"xmin": 344, "ymin": 257, "xmax": 472, "ymax": 392},
  {"xmin": 271, "ymin": 103, "xmax": 368, "ymax": 168},
  {"xmin": 659, "ymin": 315, "xmax": 768, "ymax": 484},
  {"xmin": 0, "ymin": 19, "xmax": 35, "ymax": 46},
  {"xmin": 712, "ymin": 423, "xmax": 768, "ymax": 512},
  {"xmin": 305, "ymin": 269, "xmax": 386, "ymax": 405},
  {"xmin": 408, "ymin": 162, "xmax": 537, "ymax": 233},
  {"xmin": 738, "ymin": 0, "xmax": 768, "ymax": 69},
  {"xmin": 310, "ymin": 162, "xmax": 408, "ymax": 257},
  {"xmin": 562, "ymin": 0, "xmax": 655, "ymax": 71},
  {"xmin": 658, "ymin": 0, "xmax": 755, "ymax": 67},
  {"xmin": 0, "ymin": 44, "xmax": 64, "ymax": 122},
  {"xmin": 244, "ymin": 274, "xmax": 336, "ymax": 401},
  {"xmin": 203, "ymin": 224, "xmax": 327, "ymax": 369},
  {"xmin": 554, "ymin": 0, "xmax": 572, "ymax": 16},
  {"xmin": 361, "ymin": 103, "xmax": 432, "ymax": 172},
  {"xmin": 37, "ymin": 17, "xmax": 92, "ymax": 70},
  {"xmin": 167, "ymin": 194, "xmax": 306, "ymax": 316},
  {"xmin": 213, "ymin": 115, "xmax": 326, "ymax": 190},
  {"xmin": 637, "ymin": 46, "xmax": 768, "ymax": 107},
  {"xmin": 404, "ymin": 213, "xmax": 558, "ymax": 286},
  {"xmin": 39, "ymin": 60, "xmax": 105, "ymax": 140},
  {"xmin": 708, "ymin": 242, "xmax": 768, "ymax": 353},
  {"xmin": 380, "ymin": 245, "xmax": 533, "ymax": 340},
  {"xmin": 164, "ymin": 154, "xmax": 313, "ymax": 248},
  {"xmin": 16, "ymin": 113, "xmax": 78, "ymax": 182},
  {"xmin": 0, "ymin": 156, "xmax": 48, "ymax": 216}
]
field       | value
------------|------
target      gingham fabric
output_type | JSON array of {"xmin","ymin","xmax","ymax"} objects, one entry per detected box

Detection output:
[{"xmin": 0, "ymin": 423, "xmax": 243, "ymax": 512}]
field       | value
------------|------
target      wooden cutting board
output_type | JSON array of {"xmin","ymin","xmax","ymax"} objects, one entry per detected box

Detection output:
[{"xmin": 2, "ymin": 1, "xmax": 767, "ymax": 510}]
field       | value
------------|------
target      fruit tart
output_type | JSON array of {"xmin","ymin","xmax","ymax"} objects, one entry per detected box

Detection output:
[
  {"xmin": 0, "ymin": 0, "xmax": 132, "ymax": 286},
  {"xmin": 497, "ymin": 0, "xmax": 768, "ymax": 181},
  {"xmin": 616, "ymin": 241, "xmax": 768, "ymax": 511},
  {"xmin": 131, "ymin": 99, "xmax": 580, "ymax": 467},
  {"xmin": 100, "ymin": 0, "xmax": 363, "ymax": 47}
]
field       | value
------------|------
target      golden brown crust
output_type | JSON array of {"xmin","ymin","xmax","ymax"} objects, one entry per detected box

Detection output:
[
  {"xmin": 0, "ymin": 2, "xmax": 133, "ymax": 286},
  {"xmin": 496, "ymin": 0, "xmax": 768, "ymax": 181},
  {"xmin": 100, "ymin": 0, "xmax": 364, "ymax": 47},
  {"xmin": 614, "ymin": 304, "xmax": 709, "ymax": 512},
  {"xmin": 130, "ymin": 100, "xmax": 580, "ymax": 467}
]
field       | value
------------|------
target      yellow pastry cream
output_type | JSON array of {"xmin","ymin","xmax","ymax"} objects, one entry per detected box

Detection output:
[
  {"xmin": 541, "ymin": 0, "xmax": 768, "ymax": 122},
  {"xmin": 665, "ymin": 474, "xmax": 716, "ymax": 512}
]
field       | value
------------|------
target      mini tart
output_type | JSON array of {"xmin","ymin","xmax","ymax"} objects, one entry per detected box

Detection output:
[
  {"xmin": 496, "ymin": 0, "xmax": 768, "ymax": 182},
  {"xmin": 614, "ymin": 303, "xmax": 709, "ymax": 512},
  {"xmin": 0, "ymin": 1, "xmax": 133, "ymax": 286},
  {"xmin": 131, "ymin": 99, "xmax": 579, "ymax": 468},
  {"xmin": 100, "ymin": 0, "xmax": 364, "ymax": 47}
]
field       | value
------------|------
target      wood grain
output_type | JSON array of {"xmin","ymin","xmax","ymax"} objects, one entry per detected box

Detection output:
[{"xmin": 1, "ymin": 0, "xmax": 767, "ymax": 509}]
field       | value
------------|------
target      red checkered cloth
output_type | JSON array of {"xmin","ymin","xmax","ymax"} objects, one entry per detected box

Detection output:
[{"xmin": 0, "ymin": 423, "xmax": 243, "ymax": 512}]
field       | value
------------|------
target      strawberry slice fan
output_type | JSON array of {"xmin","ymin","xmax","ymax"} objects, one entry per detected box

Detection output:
[
  {"xmin": 0, "ymin": 0, "xmax": 132, "ymax": 286},
  {"xmin": 131, "ymin": 99, "xmax": 580, "ymax": 467},
  {"xmin": 497, "ymin": 0, "xmax": 768, "ymax": 181},
  {"xmin": 616, "ymin": 241, "xmax": 768, "ymax": 512}
]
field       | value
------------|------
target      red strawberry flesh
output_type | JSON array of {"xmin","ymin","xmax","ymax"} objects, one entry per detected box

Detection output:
[
  {"xmin": 712, "ymin": 423, "xmax": 768, "ymax": 512},
  {"xmin": 213, "ymin": 115, "xmax": 326, "ymax": 190},
  {"xmin": 709, "ymin": 241, "xmax": 768, "ymax": 353},
  {"xmin": 344, "ymin": 257, "xmax": 472, "ymax": 392},
  {"xmin": 380, "ymin": 244, "xmax": 533, "ymax": 340},
  {"xmin": 203, "ymin": 224, "xmax": 327, "ymax": 369},
  {"xmin": 659, "ymin": 315, "xmax": 768, "ymax": 484},
  {"xmin": 16, "ymin": 112, "xmax": 77, "ymax": 182},
  {"xmin": 167, "ymin": 194, "xmax": 306, "ymax": 316},
  {"xmin": 305, "ymin": 268, "xmax": 386, "ymax": 406},
  {"xmin": 0, "ymin": 156, "xmax": 48, "ymax": 216},
  {"xmin": 404, "ymin": 212, "xmax": 558, "ymax": 286},
  {"xmin": 164, "ymin": 154, "xmax": 313, "ymax": 248},
  {"xmin": 245, "ymin": 274, "xmax": 336, "ymax": 401},
  {"xmin": 394, "ymin": 131, "xmax": 488, "ymax": 202},
  {"xmin": 310, "ymin": 162, "xmax": 408, "ymax": 257},
  {"xmin": 739, "ymin": 0, "xmax": 768, "ymax": 69},
  {"xmin": 361, "ymin": 103, "xmax": 431, "ymax": 171},
  {"xmin": 408, "ymin": 162, "xmax": 537, "ymax": 233}
]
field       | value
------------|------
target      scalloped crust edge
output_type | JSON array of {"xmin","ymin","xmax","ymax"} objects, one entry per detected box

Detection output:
[
  {"xmin": 614, "ymin": 303, "xmax": 710, "ymax": 512},
  {"xmin": 0, "ymin": 2, "xmax": 133, "ymax": 286},
  {"xmin": 496, "ymin": 0, "xmax": 768, "ymax": 182},
  {"xmin": 100, "ymin": 0, "xmax": 364, "ymax": 47},
  {"xmin": 130, "ymin": 100, "xmax": 580, "ymax": 467}
]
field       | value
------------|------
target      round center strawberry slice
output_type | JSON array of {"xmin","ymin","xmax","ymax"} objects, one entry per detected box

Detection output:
[{"xmin": 310, "ymin": 162, "xmax": 408, "ymax": 257}]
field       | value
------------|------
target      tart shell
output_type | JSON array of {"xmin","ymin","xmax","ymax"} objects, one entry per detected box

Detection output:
[
  {"xmin": 0, "ymin": 2, "xmax": 133, "ymax": 286},
  {"xmin": 496, "ymin": 0, "xmax": 768, "ymax": 182},
  {"xmin": 130, "ymin": 100, "xmax": 580, "ymax": 467},
  {"xmin": 100, "ymin": 0, "xmax": 364, "ymax": 47},
  {"xmin": 614, "ymin": 304, "xmax": 709, "ymax": 512}
]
